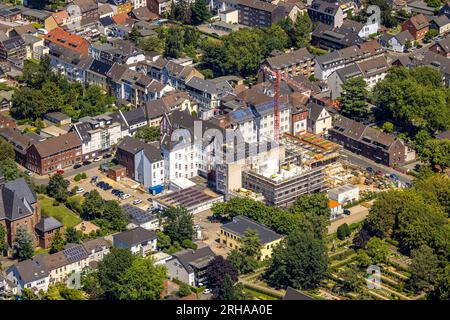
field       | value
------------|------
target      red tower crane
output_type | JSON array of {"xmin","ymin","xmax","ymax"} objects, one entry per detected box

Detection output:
[{"xmin": 260, "ymin": 66, "xmax": 313, "ymax": 143}]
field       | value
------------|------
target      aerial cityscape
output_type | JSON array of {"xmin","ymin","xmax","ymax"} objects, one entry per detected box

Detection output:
[{"xmin": 0, "ymin": 0, "xmax": 448, "ymax": 304}]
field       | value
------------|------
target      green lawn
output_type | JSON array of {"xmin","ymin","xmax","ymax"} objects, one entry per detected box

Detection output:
[{"xmin": 39, "ymin": 195, "xmax": 81, "ymax": 228}]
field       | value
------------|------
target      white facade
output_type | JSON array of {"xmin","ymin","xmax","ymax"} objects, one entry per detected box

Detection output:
[
  {"xmin": 164, "ymin": 143, "xmax": 199, "ymax": 181},
  {"xmin": 133, "ymin": 0, "xmax": 147, "ymax": 9},
  {"xmin": 166, "ymin": 258, "xmax": 195, "ymax": 286},
  {"xmin": 135, "ymin": 149, "xmax": 165, "ymax": 189},
  {"xmin": 328, "ymin": 184, "xmax": 360, "ymax": 205},
  {"xmin": 114, "ymin": 237, "xmax": 157, "ymax": 256},
  {"xmin": 358, "ymin": 22, "xmax": 379, "ymax": 38}
]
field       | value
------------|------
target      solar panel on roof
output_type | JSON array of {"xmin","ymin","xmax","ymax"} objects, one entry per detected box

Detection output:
[{"xmin": 63, "ymin": 245, "xmax": 87, "ymax": 263}]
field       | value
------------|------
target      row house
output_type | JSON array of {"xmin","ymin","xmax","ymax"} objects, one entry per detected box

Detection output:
[
  {"xmin": 6, "ymin": 238, "xmax": 110, "ymax": 294},
  {"xmin": 329, "ymin": 115, "xmax": 411, "ymax": 167},
  {"xmin": 314, "ymin": 41, "xmax": 384, "ymax": 80},
  {"xmin": 327, "ymin": 55, "xmax": 389, "ymax": 99},
  {"xmin": 47, "ymin": 42, "xmax": 92, "ymax": 83},
  {"xmin": 89, "ymin": 39, "xmax": 145, "ymax": 65},
  {"xmin": 72, "ymin": 0, "xmax": 99, "ymax": 19},
  {"xmin": 0, "ymin": 35, "xmax": 26, "ymax": 61},
  {"xmin": 258, "ymin": 47, "xmax": 315, "ymax": 82},
  {"xmin": 237, "ymin": 0, "xmax": 286, "ymax": 28},
  {"xmin": 70, "ymin": 114, "xmax": 123, "ymax": 161},
  {"xmin": 43, "ymin": 27, "xmax": 89, "ymax": 57}
]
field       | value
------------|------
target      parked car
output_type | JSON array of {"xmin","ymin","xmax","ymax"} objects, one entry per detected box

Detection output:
[
  {"xmin": 24, "ymin": 170, "xmax": 32, "ymax": 176},
  {"xmin": 82, "ymin": 161, "xmax": 92, "ymax": 166},
  {"xmin": 93, "ymin": 157, "xmax": 102, "ymax": 162},
  {"xmin": 103, "ymin": 154, "xmax": 112, "ymax": 159},
  {"xmin": 366, "ymin": 167, "xmax": 374, "ymax": 174},
  {"xmin": 73, "ymin": 164, "xmax": 82, "ymax": 169},
  {"xmin": 104, "ymin": 184, "xmax": 112, "ymax": 190},
  {"xmin": 91, "ymin": 176, "xmax": 98, "ymax": 183},
  {"xmin": 389, "ymin": 173, "xmax": 399, "ymax": 180},
  {"xmin": 203, "ymin": 288, "xmax": 212, "ymax": 295},
  {"xmin": 76, "ymin": 187, "xmax": 84, "ymax": 194},
  {"xmin": 120, "ymin": 193, "xmax": 131, "ymax": 200},
  {"xmin": 343, "ymin": 209, "xmax": 351, "ymax": 215},
  {"xmin": 375, "ymin": 170, "xmax": 383, "ymax": 177},
  {"xmin": 56, "ymin": 169, "xmax": 64, "ymax": 174},
  {"xmin": 133, "ymin": 199, "xmax": 142, "ymax": 205}
]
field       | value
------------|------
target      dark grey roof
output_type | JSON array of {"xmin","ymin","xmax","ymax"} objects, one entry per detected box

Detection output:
[
  {"xmin": 122, "ymin": 107, "xmax": 147, "ymax": 126},
  {"xmin": 113, "ymin": 226, "xmax": 157, "ymax": 246},
  {"xmin": 121, "ymin": 204, "xmax": 158, "ymax": 225},
  {"xmin": 222, "ymin": 216, "xmax": 283, "ymax": 244},
  {"xmin": 62, "ymin": 244, "xmax": 89, "ymax": 263},
  {"xmin": 117, "ymin": 136, "xmax": 163, "ymax": 162},
  {"xmin": 99, "ymin": 16, "xmax": 115, "ymax": 27},
  {"xmin": 82, "ymin": 238, "xmax": 111, "ymax": 253},
  {"xmin": 35, "ymin": 217, "xmax": 63, "ymax": 233},
  {"xmin": 89, "ymin": 59, "xmax": 113, "ymax": 76},
  {"xmin": 283, "ymin": 287, "xmax": 316, "ymax": 300},
  {"xmin": 7, "ymin": 259, "xmax": 49, "ymax": 284},
  {"xmin": 172, "ymin": 246, "xmax": 216, "ymax": 273},
  {"xmin": 393, "ymin": 30, "xmax": 414, "ymax": 45},
  {"xmin": 0, "ymin": 178, "xmax": 37, "ymax": 221},
  {"xmin": 309, "ymin": 0, "xmax": 341, "ymax": 15},
  {"xmin": 265, "ymin": 47, "xmax": 313, "ymax": 70}
]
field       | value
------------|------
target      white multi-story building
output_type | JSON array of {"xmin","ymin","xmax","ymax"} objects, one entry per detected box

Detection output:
[{"xmin": 70, "ymin": 114, "xmax": 123, "ymax": 160}]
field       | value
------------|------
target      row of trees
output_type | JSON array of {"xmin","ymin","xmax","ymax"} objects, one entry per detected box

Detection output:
[
  {"xmin": 170, "ymin": 0, "xmax": 211, "ymax": 26},
  {"xmin": 11, "ymin": 58, "xmax": 116, "ymax": 122}
]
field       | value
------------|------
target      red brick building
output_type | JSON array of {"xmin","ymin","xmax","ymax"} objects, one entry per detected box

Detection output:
[
  {"xmin": 26, "ymin": 132, "xmax": 82, "ymax": 175},
  {"xmin": 34, "ymin": 217, "xmax": 64, "ymax": 249},
  {"xmin": 429, "ymin": 37, "xmax": 450, "ymax": 57},
  {"xmin": 401, "ymin": 14, "xmax": 429, "ymax": 40}
]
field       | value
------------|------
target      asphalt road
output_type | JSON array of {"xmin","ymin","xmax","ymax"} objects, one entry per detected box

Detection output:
[
  {"xmin": 29, "ymin": 158, "xmax": 111, "ymax": 185},
  {"xmin": 328, "ymin": 203, "xmax": 371, "ymax": 234},
  {"xmin": 340, "ymin": 149, "xmax": 413, "ymax": 185}
]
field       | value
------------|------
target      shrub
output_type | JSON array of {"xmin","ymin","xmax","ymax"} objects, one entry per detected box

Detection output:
[
  {"xmin": 52, "ymin": 200, "xmax": 60, "ymax": 207},
  {"xmin": 337, "ymin": 223, "xmax": 351, "ymax": 240},
  {"xmin": 74, "ymin": 174, "xmax": 81, "ymax": 182},
  {"xmin": 80, "ymin": 172, "xmax": 87, "ymax": 179},
  {"xmin": 178, "ymin": 283, "xmax": 192, "ymax": 297}
]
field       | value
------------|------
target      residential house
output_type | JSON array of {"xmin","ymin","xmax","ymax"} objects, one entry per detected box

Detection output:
[
  {"xmin": 406, "ymin": 0, "xmax": 436, "ymax": 17},
  {"xmin": 43, "ymin": 27, "xmax": 89, "ymax": 56},
  {"xmin": 22, "ymin": 34, "xmax": 46, "ymax": 60},
  {"xmin": 85, "ymin": 59, "xmax": 113, "ymax": 90},
  {"xmin": 6, "ymin": 238, "xmax": 110, "ymax": 293},
  {"xmin": 133, "ymin": 0, "xmax": 148, "ymax": 10},
  {"xmin": 0, "ymin": 92, "xmax": 13, "ymax": 111},
  {"xmin": 327, "ymin": 55, "xmax": 389, "ymax": 99},
  {"xmin": 237, "ymin": 0, "xmax": 286, "ymax": 28},
  {"xmin": 429, "ymin": 36, "xmax": 450, "ymax": 57},
  {"xmin": 70, "ymin": 114, "xmax": 123, "ymax": 161},
  {"xmin": 430, "ymin": 15, "xmax": 450, "ymax": 35},
  {"xmin": 0, "ymin": 113, "xmax": 15, "ymax": 128},
  {"xmin": 401, "ymin": 13, "xmax": 429, "ymax": 40},
  {"xmin": 328, "ymin": 183, "xmax": 359, "ymax": 206},
  {"xmin": 379, "ymin": 30, "xmax": 414, "ymax": 53},
  {"xmin": 166, "ymin": 246, "xmax": 216, "ymax": 287},
  {"xmin": 0, "ymin": 176, "xmax": 41, "ymax": 248},
  {"xmin": 121, "ymin": 204, "xmax": 160, "ymax": 230},
  {"xmin": 98, "ymin": 4, "xmax": 114, "ymax": 18},
  {"xmin": 308, "ymin": 0, "xmax": 344, "ymax": 28},
  {"xmin": 34, "ymin": 217, "xmax": 64, "ymax": 249},
  {"xmin": 220, "ymin": 216, "xmax": 283, "ymax": 260},
  {"xmin": 113, "ymin": 227, "xmax": 157, "ymax": 256},
  {"xmin": 311, "ymin": 22, "xmax": 364, "ymax": 51},
  {"xmin": 0, "ymin": 128, "xmax": 36, "ymax": 167},
  {"xmin": 440, "ymin": 1, "xmax": 450, "ymax": 18},
  {"xmin": 21, "ymin": 9, "xmax": 52, "ymax": 25},
  {"xmin": 147, "ymin": 0, "xmax": 171, "ymax": 16},
  {"xmin": 314, "ymin": 41, "xmax": 384, "ymax": 80},
  {"xmin": 47, "ymin": 43, "xmax": 92, "ymax": 84},
  {"xmin": 72, "ymin": 0, "xmax": 99, "ymax": 19},
  {"xmin": 0, "ymin": 6, "xmax": 22, "ymax": 22},
  {"xmin": 116, "ymin": 136, "xmax": 165, "ymax": 193},
  {"xmin": 259, "ymin": 47, "xmax": 315, "ymax": 82},
  {"xmin": 26, "ymin": 132, "xmax": 82, "ymax": 175},
  {"xmin": 144, "ymin": 91, "xmax": 193, "ymax": 127},
  {"xmin": 0, "ymin": 35, "xmax": 26, "ymax": 61},
  {"xmin": 306, "ymin": 102, "xmax": 332, "ymax": 134},
  {"xmin": 329, "ymin": 115, "xmax": 410, "ymax": 166}
]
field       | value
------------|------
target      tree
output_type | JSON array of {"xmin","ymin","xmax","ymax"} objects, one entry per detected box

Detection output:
[
  {"xmin": 49, "ymin": 230, "xmax": 65, "ymax": 254},
  {"xmin": 290, "ymin": 193, "xmax": 330, "ymax": 238},
  {"xmin": 337, "ymin": 223, "xmax": 351, "ymax": 240},
  {"xmin": 428, "ymin": 264, "xmax": 450, "ymax": 300},
  {"xmin": 191, "ymin": 0, "xmax": 211, "ymax": 25},
  {"xmin": 134, "ymin": 126, "xmax": 160, "ymax": 143},
  {"xmin": 0, "ymin": 158, "xmax": 22, "ymax": 182},
  {"xmin": 262, "ymin": 25, "xmax": 289, "ymax": 55},
  {"xmin": 290, "ymin": 13, "xmax": 312, "ymax": 48},
  {"xmin": 116, "ymin": 257, "xmax": 167, "ymax": 300},
  {"xmin": 98, "ymin": 248, "xmax": 135, "ymax": 299},
  {"xmin": 101, "ymin": 200, "xmax": 128, "ymax": 232},
  {"xmin": 65, "ymin": 227, "xmax": 82, "ymax": 244},
  {"xmin": 47, "ymin": 173, "xmax": 70, "ymax": 202},
  {"xmin": 21, "ymin": 288, "xmax": 38, "ymax": 300},
  {"xmin": 163, "ymin": 206, "xmax": 194, "ymax": 244},
  {"xmin": 138, "ymin": 35, "xmax": 164, "ymax": 53},
  {"xmin": 425, "ymin": 0, "xmax": 442, "ymax": 8},
  {"xmin": 0, "ymin": 138, "xmax": 15, "ymax": 161},
  {"xmin": 409, "ymin": 245, "xmax": 439, "ymax": 292},
  {"xmin": 381, "ymin": 121, "xmax": 394, "ymax": 134},
  {"xmin": 335, "ymin": 265, "xmax": 365, "ymax": 293},
  {"xmin": 339, "ymin": 76, "xmax": 370, "ymax": 121},
  {"xmin": 265, "ymin": 229, "xmax": 328, "ymax": 290},
  {"xmin": 424, "ymin": 29, "xmax": 439, "ymax": 42},
  {"xmin": 164, "ymin": 26, "xmax": 184, "ymax": 58},
  {"xmin": 228, "ymin": 229, "xmax": 262, "ymax": 274},
  {"xmin": 353, "ymin": 229, "xmax": 371, "ymax": 249},
  {"xmin": 128, "ymin": 26, "xmax": 141, "ymax": 43},
  {"xmin": 206, "ymin": 256, "xmax": 238, "ymax": 297},
  {"xmin": 171, "ymin": 0, "xmax": 191, "ymax": 24},
  {"xmin": 81, "ymin": 190, "xmax": 104, "ymax": 220},
  {"xmin": 418, "ymin": 139, "xmax": 450, "ymax": 172},
  {"xmin": 157, "ymin": 232, "xmax": 171, "ymax": 251},
  {"xmin": 82, "ymin": 272, "xmax": 103, "ymax": 299},
  {"xmin": 43, "ymin": 285, "xmax": 64, "ymax": 300},
  {"xmin": 57, "ymin": 283, "xmax": 85, "ymax": 300},
  {"xmin": 356, "ymin": 249, "xmax": 372, "ymax": 268},
  {"xmin": 215, "ymin": 274, "xmax": 244, "ymax": 300},
  {"xmin": 365, "ymin": 237, "xmax": 389, "ymax": 264},
  {"xmin": 0, "ymin": 224, "xmax": 7, "ymax": 256},
  {"xmin": 414, "ymin": 174, "xmax": 450, "ymax": 216},
  {"xmin": 178, "ymin": 282, "xmax": 192, "ymax": 297},
  {"xmin": 13, "ymin": 226, "xmax": 34, "ymax": 261}
]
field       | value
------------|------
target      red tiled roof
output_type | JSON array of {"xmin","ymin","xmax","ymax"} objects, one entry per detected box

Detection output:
[
  {"xmin": 43, "ymin": 27, "xmax": 89, "ymax": 56},
  {"xmin": 112, "ymin": 12, "xmax": 128, "ymax": 25}
]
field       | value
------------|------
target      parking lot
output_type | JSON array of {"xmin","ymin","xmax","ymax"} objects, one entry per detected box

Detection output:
[
  {"xmin": 193, "ymin": 209, "xmax": 229, "ymax": 257},
  {"xmin": 68, "ymin": 166, "xmax": 153, "ymax": 210}
]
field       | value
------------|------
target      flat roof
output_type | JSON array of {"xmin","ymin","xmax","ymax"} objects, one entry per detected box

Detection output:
[{"xmin": 154, "ymin": 187, "xmax": 221, "ymax": 210}]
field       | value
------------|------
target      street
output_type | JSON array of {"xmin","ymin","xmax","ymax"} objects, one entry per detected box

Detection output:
[
  {"xmin": 340, "ymin": 149, "xmax": 414, "ymax": 185},
  {"xmin": 328, "ymin": 203, "xmax": 372, "ymax": 234}
]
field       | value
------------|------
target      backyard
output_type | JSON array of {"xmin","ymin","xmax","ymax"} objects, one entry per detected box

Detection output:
[{"xmin": 38, "ymin": 195, "xmax": 82, "ymax": 229}]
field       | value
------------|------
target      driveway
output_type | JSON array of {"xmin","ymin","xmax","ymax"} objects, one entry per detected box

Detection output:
[
  {"xmin": 193, "ymin": 209, "xmax": 229, "ymax": 257},
  {"xmin": 327, "ymin": 202, "xmax": 372, "ymax": 234}
]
